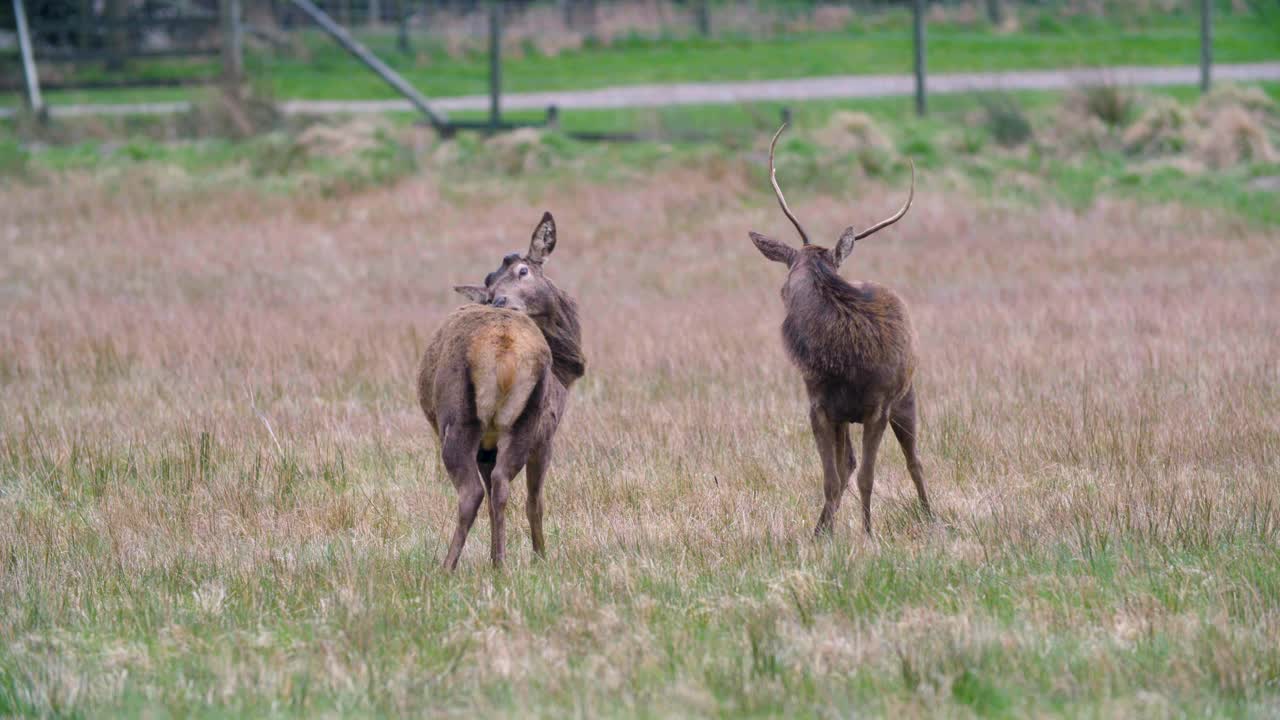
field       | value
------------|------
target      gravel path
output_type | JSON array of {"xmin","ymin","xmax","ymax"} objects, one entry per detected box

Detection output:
[{"xmin": 6, "ymin": 62, "xmax": 1279, "ymax": 119}]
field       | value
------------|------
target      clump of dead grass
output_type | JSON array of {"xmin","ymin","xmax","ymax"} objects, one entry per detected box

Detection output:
[
  {"xmin": 1185, "ymin": 84, "xmax": 1279, "ymax": 168},
  {"xmin": 295, "ymin": 118, "xmax": 391, "ymax": 160},
  {"xmin": 1038, "ymin": 83, "xmax": 1280, "ymax": 170},
  {"xmin": 1193, "ymin": 105, "xmax": 1277, "ymax": 169},
  {"xmin": 813, "ymin": 111, "xmax": 898, "ymax": 175},
  {"xmin": 177, "ymin": 86, "xmax": 282, "ymax": 140},
  {"xmin": 1123, "ymin": 96, "xmax": 1192, "ymax": 157},
  {"xmin": 484, "ymin": 127, "xmax": 556, "ymax": 174},
  {"xmin": 1193, "ymin": 84, "xmax": 1278, "ymax": 127}
]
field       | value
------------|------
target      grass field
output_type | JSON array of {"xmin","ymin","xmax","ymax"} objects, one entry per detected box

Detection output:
[
  {"xmin": 2, "ymin": 121, "xmax": 1279, "ymax": 715},
  {"xmin": 11, "ymin": 5, "xmax": 1279, "ymax": 109},
  {"xmin": 9, "ymin": 82, "xmax": 1280, "ymax": 227}
]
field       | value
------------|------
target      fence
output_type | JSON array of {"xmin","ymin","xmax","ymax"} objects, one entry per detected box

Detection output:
[{"xmin": 4, "ymin": 0, "xmax": 1255, "ymax": 131}]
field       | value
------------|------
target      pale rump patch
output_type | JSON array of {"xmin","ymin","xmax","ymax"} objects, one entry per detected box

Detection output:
[{"xmin": 467, "ymin": 316, "xmax": 549, "ymax": 439}]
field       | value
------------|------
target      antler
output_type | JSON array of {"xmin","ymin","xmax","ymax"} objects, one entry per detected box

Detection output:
[
  {"xmin": 853, "ymin": 159, "xmax": 915, "ymax": 241},
  {"xmin": 768, "ymin": 123, "xmax": 810, "ymax": 246}
]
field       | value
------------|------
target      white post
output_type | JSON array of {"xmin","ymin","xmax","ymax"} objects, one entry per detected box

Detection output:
[{"xmin": 12, "ymin": 0, "xmax": 45, "ymax": 116}]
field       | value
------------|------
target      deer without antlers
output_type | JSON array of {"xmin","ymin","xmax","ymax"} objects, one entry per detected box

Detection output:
[
  {"xmin": 418, "ymin": 212, "xmax": 585, "ymax": 569},
  {"xmin": 749, "ymin": 125, "xmax": 931, "ymax": 536}
]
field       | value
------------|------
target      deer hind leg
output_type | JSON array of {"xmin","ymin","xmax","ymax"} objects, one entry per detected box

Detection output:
[
  {"xmin": 810, "ymin": 405, "xmax": 845, "ymax": 536},
  {"xmin": 488, "ymin": 378, "xmax": 547, "ymax": 569},
  {"xmin": 836, "ymin": 423, "xmax": 856, "ymax": 490},
  {"xmin": 857, "ymin": 412, "xmax": 890, "ymax": 536},
  {"xmin": 890, "ymin": 387, "xmax": 931, "ymax": 518},
  {"xmin": 440, "ymin": 421, "xmax": 485, "ymax": 572},
  {"xmin": 525, "ymin": 441, "xmax": 551, "ymax": 558}
]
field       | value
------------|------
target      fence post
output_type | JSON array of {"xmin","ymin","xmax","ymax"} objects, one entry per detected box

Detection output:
[
  {"xmin": 12, "ymin": 0, "xmax": 45, "ymax": 119},
  {"xmin": 397, "ymin": 0, "xmax": 411, "ymax": 53},
  {"xmin": 985, "ymin": 0, "xmax": 1000, "ymax": 26},
  {"xmin": 105, "ymin": 0, "xmax": 126, "ymax": 70},
  {"xmin": 221, "ymin": 0, "xmax": 244, "ymax": 83},
  {"xmin": 489, "ymin": 1, "xmax": 502, "ymax": 132},
  {"xmin": 913, "ymin": 0, "xmax": 926, "ymax": 116},
  {"xmin": 695, "ymin": 0, "xmax": 710, "ymax": 37},
  {"xmin": 1199, "ymin": 0, "xmax": 1212, "ymax": 94}
]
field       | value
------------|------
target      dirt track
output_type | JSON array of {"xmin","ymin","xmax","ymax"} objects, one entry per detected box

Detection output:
[{"xmin": 5, "ymin": 61, "xmax": 1279, "ymax": 119}]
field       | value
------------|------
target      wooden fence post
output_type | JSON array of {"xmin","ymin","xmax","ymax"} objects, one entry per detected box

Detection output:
[
  {"xmin": 488, "ymin": 1, "xmax": 502, "ymax": 132},
  {"xmin": 913, "ymin": 0, "xmax": 926, "ymax": 116},
  {"xmin": 397, "ymin": 0, "xmax": 411, "ymax": 53},
  {"xmin": 105, "ymin": 0, "xmax": 126, "ymax": 70},
  {"xmin": 221, "ymin": 0, "xmax": 244, "ymax": 83},
  {"xmin": 12, "ymin": 0, "xmax": 45, "ymax": 118},
  {"xmin": 985, "ymin": 0, "xmax": 1001, "ymax": 26},
  {"xmin": 1200, "ymin": 0, "xmax": 1212, "ymax": 94}
]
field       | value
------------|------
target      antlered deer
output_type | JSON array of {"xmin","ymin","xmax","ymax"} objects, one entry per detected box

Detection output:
[
  {"xmin": 748, "ymin": 125, "xmax": 931, "ymax": 536},
  {"xmin": 418, "ymin": 212, "xmax": 584, "ymax": 569}
]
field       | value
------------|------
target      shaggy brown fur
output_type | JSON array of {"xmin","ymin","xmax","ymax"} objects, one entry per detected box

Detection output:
[
  {"xmin": 418, "ymin": 211, "xmax": 584, "ymax": 570},
  {"xmin": 749, "ymin": 125, "xmax": 931, "ymax": 536}
]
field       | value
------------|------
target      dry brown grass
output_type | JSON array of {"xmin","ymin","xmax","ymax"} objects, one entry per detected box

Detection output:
[{"xmin": 1, "ymin": 159, "xmax": 1278, "ymax": 715}]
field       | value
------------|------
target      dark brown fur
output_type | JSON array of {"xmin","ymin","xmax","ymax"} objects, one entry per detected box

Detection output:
[
  {"xmin": 419, "ymin": 212, "xmax": 584, "ymax": 570},
  {"xmin": 750, "ymin": 125, "xmax": 931, "ymax": 536}
]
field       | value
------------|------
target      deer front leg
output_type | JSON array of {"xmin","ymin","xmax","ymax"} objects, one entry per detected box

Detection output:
[{"xmin": 810, "ymin": 405, "xmax": 844, "ymax": 536}]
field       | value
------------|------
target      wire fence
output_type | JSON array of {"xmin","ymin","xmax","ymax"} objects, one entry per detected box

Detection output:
[{"xmin": 5, "ymin": 0, "xmax": 1275, "ymax": 130}]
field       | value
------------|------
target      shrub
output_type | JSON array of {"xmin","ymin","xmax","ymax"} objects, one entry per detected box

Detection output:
[
  {"xmin": 977, "ymin": 94, "xmax": 1033, "ymax": 147},
  {"xmin": 1073, "ymin": 84, "xmax": 1137, "ymax": 129}
]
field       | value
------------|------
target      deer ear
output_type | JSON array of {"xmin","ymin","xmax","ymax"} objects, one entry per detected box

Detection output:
[
  {"xmin": 528, "ymin": 211, "xmax": 557, "ymax": 263},
  {"xmin": 832, "ymin": 226, "xmax": 857, "ymax": 268},
  {"xmin": 454, "ymin": 285, "xmax": 490, "ymax": 304},
  {"xmin": 749, "ymin": 231, "xmax": 796, "ymax": 265}
]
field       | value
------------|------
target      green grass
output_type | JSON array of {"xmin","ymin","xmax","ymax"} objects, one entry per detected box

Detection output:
[
  {"xmin": 257, "ymin": 17, "xmax": 1278, "ymax": 101},
  {"xmin": 2, "ymin": 476, "xmax": 1277, "ymax": 717},
  {"xmin": 7, "ymin": 82, "xmax": 1280, "ymax": 227},
  {"xmin": 8, "ymin": 8, "xmax": 1277, "ymax": 109},
  {"xmin": 3, "ymin": 87, "xmax": 1280, "ymax": 713}
]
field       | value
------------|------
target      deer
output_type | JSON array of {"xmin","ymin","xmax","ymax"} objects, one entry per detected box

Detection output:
[
  {"xmin": 418, "ymin": 211, "xmax": 585, "ymax": 570},
  {"xmin": 748, "ymin": 125, "xmax": 931, "ymax": 537}
]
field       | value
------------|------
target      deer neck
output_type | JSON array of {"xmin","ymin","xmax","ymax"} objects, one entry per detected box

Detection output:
[
  {"xmin": 533, "ymin": 287, "xmax": 585, "ymax": 388},
  {"xmin": 781, "ymin": 263, "xmax": 888, "ymax": 376}
]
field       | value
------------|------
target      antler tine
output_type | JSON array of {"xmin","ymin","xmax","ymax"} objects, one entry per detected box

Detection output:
[
  {"xmin": 853, "ymin": 159, "xmax": 915, "ymax": 241},
  {"xmin": 768, "ymin": 123, "xmax": 810, "ymax": 246}
]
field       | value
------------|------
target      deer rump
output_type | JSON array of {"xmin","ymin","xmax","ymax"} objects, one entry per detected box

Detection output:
[{"xmin": 418, "ymin": 304, "xmax": 553, "ymax": 461}]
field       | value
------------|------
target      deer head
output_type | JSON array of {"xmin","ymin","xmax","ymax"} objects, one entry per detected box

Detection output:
[
  {"xmin": 455, "ymin": 211, "xmax": 584, "ymax": 386},
  {"xmin": 748, "ymin": 124, "xmax": 914, "ymax": 292},
  {"xmin": 454, "ymin": 211, "xmax": 561, "ymax": 315}
]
